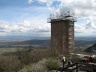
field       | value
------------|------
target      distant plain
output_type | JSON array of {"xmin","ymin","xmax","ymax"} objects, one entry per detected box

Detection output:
[{"xmin": 0, "ymin": 36, "xmax": 96, "ymax": 55}]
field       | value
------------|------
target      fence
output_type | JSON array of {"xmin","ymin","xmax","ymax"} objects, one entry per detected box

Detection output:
[
  {"xmin": 80, "ymin": 63, "xmax": 96, "ymax": 72},
  {"xmin": 58, "ymin": 62, "xmax": 78, "ymax": 72}
]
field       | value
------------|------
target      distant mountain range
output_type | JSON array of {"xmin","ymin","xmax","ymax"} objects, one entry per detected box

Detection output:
[
  {"xmin": 0, "ymin": 36, "xmax": 96, "ymax": 41},
  {"xmin": 0, "ymin": 36, "xmax": 50, "ymax": 42},
  {"xmin": 0, "ymin": 36, "xmax": 96, "ymax": 48}
]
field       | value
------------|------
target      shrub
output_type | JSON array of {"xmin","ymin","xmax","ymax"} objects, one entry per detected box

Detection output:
[
  {"xmin": 17, "ymin": 48, "xmax": 55, "ymax": 65},
  {"xmin": 46, "ymin": 58, "xmax": 59, "ymax": 70},
  {"xmin": 0, "ymin": 47, "xmax": 59, "ymax": 72},
  {"xmin": 0, "ymin": 64, "xmax": 5, "ymax": 72},
  {"xmin": 0, "ymin": 56, "xmax": 22, "ymax": 72}
]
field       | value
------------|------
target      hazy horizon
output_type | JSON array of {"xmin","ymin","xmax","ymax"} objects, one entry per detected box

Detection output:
[{"xmin": 0, "ymin": 35, "xmax": 96, "ymax": 41}]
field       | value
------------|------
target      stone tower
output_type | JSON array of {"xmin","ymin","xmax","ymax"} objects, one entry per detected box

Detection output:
[{"xmin": 48, "ymin": 11, "xmax": 76, "ymax": 56}]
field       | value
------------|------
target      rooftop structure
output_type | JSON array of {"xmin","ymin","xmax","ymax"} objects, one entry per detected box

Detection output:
[{"xmin": 47, "ymin": 11, "xmax": 76, "ymax": 23}]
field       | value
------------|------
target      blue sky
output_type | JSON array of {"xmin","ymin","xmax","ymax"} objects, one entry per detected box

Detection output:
[{"xmin": 0, "ymin": 0, "xmax": 96, "ymax": 37}]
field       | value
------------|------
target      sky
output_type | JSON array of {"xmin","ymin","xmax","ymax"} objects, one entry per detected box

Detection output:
[{"xmin": 0, "ymin": 0, "xmax": 96, "ymax": 37}]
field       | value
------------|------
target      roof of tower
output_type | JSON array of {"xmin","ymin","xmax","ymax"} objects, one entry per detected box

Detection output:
[{"xmin": 47, "ymin": 11, "xmax": 76, "ymax": 23}]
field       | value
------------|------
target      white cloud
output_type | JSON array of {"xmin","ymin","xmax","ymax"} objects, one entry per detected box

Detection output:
[
  {"xmin": 27, "ymin": 0, "xmax": 33, "ymax": 4},
  {"xmin": 57, "ymin": 0, "xmax": 96, "ymax": 18},
  {"xmin": 0, "ymin": 20, "xmax": 50, "ymax": 36},
  {"xmin": 1, "ymin": 0, "xmax": 96, "ymax": 36},
  {"xmin": 38, "ymin": 0, "xmax": 48, "ymax": 3},
  {"xmin": 29, "ymin": 0, "xmax": 96, "ymax": 18},
  {"xmin": 43, "ymin": 0, "xmax": 96, "ymax": 35},
  {"xmin": 75, "ymin": 19, "xmax": 96, "ymax": 35}
]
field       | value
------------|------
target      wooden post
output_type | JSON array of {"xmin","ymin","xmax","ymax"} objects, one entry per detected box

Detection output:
[
  {"xmin": 76, "ymin": 62, "xmax": 78, "ymax": 72},
  {"xmin": 92, "ymin": 64, "xmax": 94, "ymax": 72},
  {"xmin": 60, "ymin": 68, "xmax": 63, "ymax": 72},
  {"xmin": 63, "ymin": 61, "xmax": 64, "ymax": 68}
]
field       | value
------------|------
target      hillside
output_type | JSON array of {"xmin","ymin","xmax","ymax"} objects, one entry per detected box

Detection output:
[{"xmin": 85, "ymin": 43, "xmax": 96, "ymax": 53}]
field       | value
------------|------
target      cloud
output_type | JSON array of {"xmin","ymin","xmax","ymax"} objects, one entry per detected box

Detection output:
[
  {"xmin": 38, "ymin": 0, "xmax": 48, "ymax": 3},
  {"xmin": 55, "ymin": 0, "xmax": 96, "ymax": 18},
  {"xmin": 25, "ymin": 0, "xmax": 96, "ymax": 18},
  {"xmin": 0, "ymin": 20, "xmax": 50, "ymax": 36},
  {"xmin": 31, "ymin": 0, "xmax": 96, "ymax": 18},
  {"xmin": 0, "ymin": 4, "xmax": 51, "ymax": 36},
  {"xmin": 41, "ymin": 0, "xmax": 96, "ymax": 35},
  {"xmin": 1, "ymin": 0, "xmax": 96, "ymax": 37},
  {"xmin": 75, "ymin": 19, "xmax": 96, "ymax": 34},
  {"xmin": 33, "ymin": 25, "xmax": 50, "ymax": 32},
  {"xmin": 27, "ymin": 0, "xmax": 33, "ymax": 4}
]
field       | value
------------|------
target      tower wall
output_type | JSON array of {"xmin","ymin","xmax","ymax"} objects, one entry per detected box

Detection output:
[{"xmin": 51, "ymin": 20, "xmax": 74, "ymax": 55}]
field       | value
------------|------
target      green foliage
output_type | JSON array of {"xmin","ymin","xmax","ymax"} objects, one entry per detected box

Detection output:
[
  {"xmin": 0, "ymin": 56, "xmax": 22, "ymax": 72},
  {"xmin": 0, "ymin": 47, "xmax": 59, "ymax": 72},
  {"xmin": 46, "ymin": 58, "xmax": 59, "ymax": 70},
  {"xmin": 17, "ymin": 48, "xmax": 49, "ymax": 65},
  {"xmin": 0, "ymin": 64, "xmax": 5, "ymax": 72}
]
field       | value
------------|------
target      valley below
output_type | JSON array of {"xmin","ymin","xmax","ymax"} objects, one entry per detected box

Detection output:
[{"xmin": 0, "ymin": 36, "xmax": 96, "ymax": 72}]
